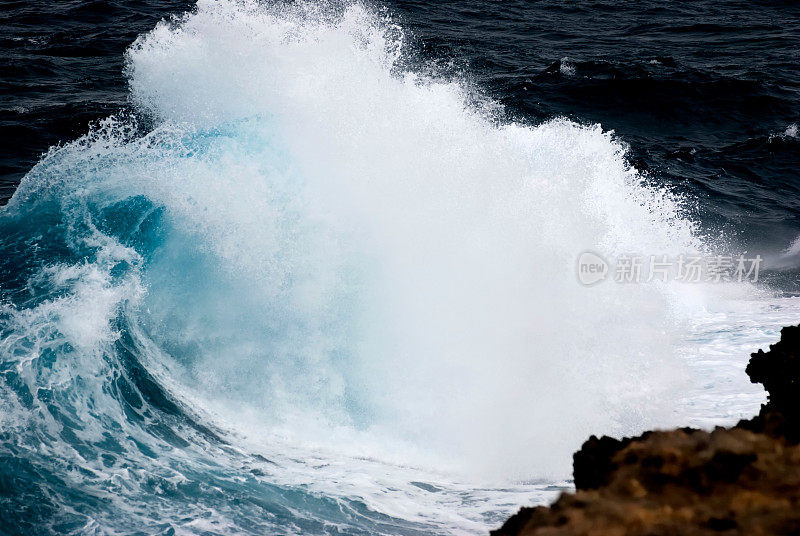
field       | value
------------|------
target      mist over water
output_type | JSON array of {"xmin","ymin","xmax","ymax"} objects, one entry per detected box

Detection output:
[{"xmin": 1, "ymin": 0, "xmax": 798, "ymax": 534}]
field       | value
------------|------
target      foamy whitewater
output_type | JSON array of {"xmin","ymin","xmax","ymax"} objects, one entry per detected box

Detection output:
[{"xmin": 1, "ymin": 1, "xmax": 799, "ymax": 534}]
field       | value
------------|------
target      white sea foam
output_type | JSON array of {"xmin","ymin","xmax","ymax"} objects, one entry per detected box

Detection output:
[
  {"xmin": 116, "ymin": 0, "xmax": 785, "ymax": 479},
  {"xmin": 769, "ymin": 122, "xmax": 799, "ymax": 142},
  {"xmin": 782, "ymin": 123, "xmax": 798, "ymax": 139}
]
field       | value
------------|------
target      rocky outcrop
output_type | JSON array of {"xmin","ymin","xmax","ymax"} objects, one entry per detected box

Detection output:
[
  {"xmin": 493, "ymin": 325, "xmax": 800, "ymax": 536},
  {"xmin": 738, "ymin": 324, "xmax": 800, "ymax": 443}
]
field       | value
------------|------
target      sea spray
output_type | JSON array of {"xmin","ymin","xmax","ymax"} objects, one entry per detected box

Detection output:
[{"xmin": 0, "ymin": 0, "xmax": 785, "ymax": 533}]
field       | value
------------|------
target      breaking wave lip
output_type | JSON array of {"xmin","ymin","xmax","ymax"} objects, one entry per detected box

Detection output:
[{"xmin": 1, "ymin": 0, "xmax": 796, "ymax": 533}]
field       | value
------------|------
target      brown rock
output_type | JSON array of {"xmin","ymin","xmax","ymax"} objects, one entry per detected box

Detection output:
[
  {"xmin": 738, "ymin": 325, "xmax": 800, "ymax": 443},
  {"xmin": 493, "ymin": 325, "xmax": 800, "ymax": 536}
]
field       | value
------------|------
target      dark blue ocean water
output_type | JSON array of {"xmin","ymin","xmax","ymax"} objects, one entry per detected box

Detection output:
[{"xmin": 0, "ymin": 1, "xmax": 799, "ymax": 535}]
